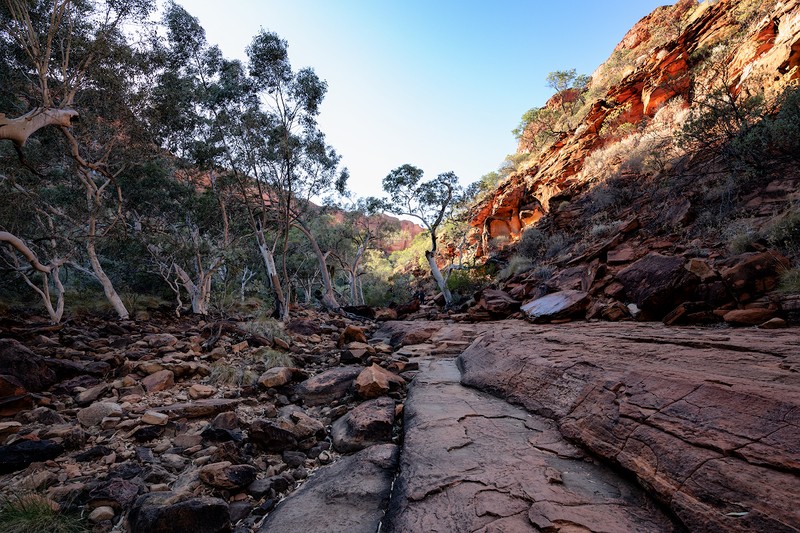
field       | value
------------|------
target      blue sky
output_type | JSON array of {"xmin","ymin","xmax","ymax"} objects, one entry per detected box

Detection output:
[{"xmin": 177, "ymin": 1, "xmax": 668, "ymax": 198}]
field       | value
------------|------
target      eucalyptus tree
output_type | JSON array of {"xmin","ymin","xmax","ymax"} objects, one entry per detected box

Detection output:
[
  {"xmin": 154, "ymin": 5, "xmax": 346, "ymax": 320},
  {"xmin": 0, "ymin": 0, "xmax": 157, "ymax": 320},
  {"xmin": 379, "ymin": 165, "xmax": 462, "ymax": 306}
]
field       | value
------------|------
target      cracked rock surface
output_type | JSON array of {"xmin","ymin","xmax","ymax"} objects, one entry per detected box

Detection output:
[
  {"xmin": 383, "ymin": 353, "xmax": 676, "ymax": 532},
  {"xmin": 458, "ymin": 321, "xmax": 800, "ymax": 532}
]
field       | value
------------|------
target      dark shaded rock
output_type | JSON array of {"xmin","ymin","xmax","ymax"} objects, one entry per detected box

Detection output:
[
  {"xmin": 258, "ymin": 444, "xmax": 398, "ymax": 533},
  {"xmin": 88, "ymin": 478, "xmax": 142, "ymax": 510},
  {"xmin": 249, "ymin": 419, "xmax": 297, "ymax": 452},
  {"xmin": 521, "ymin": 290, "xmax": 590, "ymax": 323},
  {"xmin": 282, "ymin": 450, "xmax": 306, "ymax": 468},
  {"xmin": 286, "ymin": 319, "xmax": 322, "ymax": 336},
  {"xmin": 108, "ymin": 462, "xmax": 144, "ymax": 480},
  {"xmin": 199, "ymin": 461, "xmax": 257, "ymax": 490},
  {"xmin": 719, "ymin": 251, "xmax": 790, "ymax": 303},
  {"xmin": 132, "ymin": 425, "xmax": 165, "ymax": 442},
  {"xmin": 342, "ymin": 305, "xmax": 376, "ymax": 319},
  {"xmin": 331, "ymin": 397, "xmax": 395, "ymax": 453},
  {"xmin": 127, "ymin": 492, "xmax": 230, "ymax": 533},
  {"xmin": 0, "ymin": 439, "xmax": 64, "ymax": 474},
  {"xmin": 296, "ymin": 367, "xmax": 361, "ymax": 406},
  {"xmin": 471, "ymin": 289, "xmax": 521, "ymax": 318},
  {"xmin": 617, "ymin": 253, "xmax": 699, "ymax": 318},
  {"xmin": 152, "ymin": 399, "xmax": 239, "ymax": 419},
  {"xmin": 0, "ymin": 338, "xmax": 57, "ymax": 391}
]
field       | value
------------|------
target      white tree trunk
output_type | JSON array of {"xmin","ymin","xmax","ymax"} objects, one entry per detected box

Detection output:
[
  {"xmin": 426, "ymin": 249, "xmax": 453, "ymax": 306},
  {"xmin": 86, "ymin": 236, "xmax": 129, "ymax": 320},
  {"xmin": 294, "ymin": 222, "xmax": 338, "ymax": 311},
  {"xmin": 257, "ymin": 232, "xmax": 289, "ymax": 321}
]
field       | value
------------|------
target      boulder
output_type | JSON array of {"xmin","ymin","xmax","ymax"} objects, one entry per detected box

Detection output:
[
  {"xmin": 0, "ymin": 439, "xmax": 64, "ymax": 474},
  {"xmin": 520, "ymin": 290, "xmax": 590, "ymax": 323},
  {"xmin": 0, "ymin": 338, "xmax": 56, "ymax": 391},
  {"xmin": 258, "ymin": 444, "xmax": 398, "ymax": 533},
  {"xmin": 296, "ymin": 367, "xmax": 361, "ymax": 406},
  {"xmin": 77, "ymin": 402, "xmax": 123, "ymax": 427},
  {"xmin": 719, "ymin": 251, "xmax": 790, "ymax": 303},
  {"xmin": 188, "ymin": 384, "xmax": 215, "ymax": 399},
  {"xmin": 141, "ymin": 370, "xmax": 174, "ymax": 392},
  {"xmin": 249, "ymin": 419, "xmax": 298, "ymax": 452},
  {"xmin": 87, "ymin": 478, "xmax": 142, "ymax": 510},
  {"xmin": 354, "ymin": 364, "xmax": 405, "ymax": 399},
  {"xmin": 152, "ymin": 399, "xmax": 239, "ymax": 419},
  {"xmin": 617, "ymin": 253, "xmax": 699, "ymax": 318},
  {"xmin": 473, "ymin": 289, "xmax": 520, "ymax": 318},
  {"xmin": 723, "ymin": 308, "xmax": 777, "ymax": 326},
  {"xmin": 331, "ymin": 397, "xmax": 395, "ymax": 453},
  {"xmin": 458, "ymin": 321, "xmax": 800, "ymax": 533},
  {"xmin": 199, "ymin": 461, "xmax": 257, "ymax": 490},
  {"xmin": 373, "ymin": 321, "xmax": 443, "ymax": 348},
  {"xmin": 257, "ymin": 367, "xmax": 293, "ymax": 388},
  {"xmin": 337, "ymin": 325, "xmax": 368, "ymax": 348},
  {"xmin": 127, "ymin": 492, "xmax": 230, "ymax": 533}
]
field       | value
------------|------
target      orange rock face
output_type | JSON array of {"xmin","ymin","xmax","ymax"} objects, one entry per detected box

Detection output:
[{"xmin": 472, "ymin": 0, "xmax": 800, "ymax": 250}]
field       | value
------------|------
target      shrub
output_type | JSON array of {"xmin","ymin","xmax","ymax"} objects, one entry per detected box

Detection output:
[
  {"xmin": 497, "ymin": 255, "xmax": 534, "ymax": 281},
  {"xmin": 208, "ymin": 361, "xmax": 258, "ymax": 388},
  {"xmin": 544, "ymin": 233, "xmax": 571, "ymax": 259},
  {"xmin": 0, "ymin": 493, "xmax": 88, "ymax": 533},
  {"xmin": 255, "ymin": 348, "xmax": 295, "ymax": 370},
  {"xmin": 517, "ymin": 228, "xmax": 545, "ymax": 260},
  {"xmin": 765, "ymin": 206, "xmax": 800, "ymax": 260},
  {"xmin": 241, "ymin": 316, "xmax": 290, "ymax": 345},
  {"xmin": 446, "ymin": 268, "xmax": 487, "ymax": 295},
  {"xmin": 778, "ymin": 269, "xmax": 800, "ymax": 294}
]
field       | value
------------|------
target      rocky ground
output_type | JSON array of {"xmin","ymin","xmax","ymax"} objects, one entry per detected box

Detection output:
[{"xmin": 1, "ymin": 310, "xmax": 798, "ymax": 532}]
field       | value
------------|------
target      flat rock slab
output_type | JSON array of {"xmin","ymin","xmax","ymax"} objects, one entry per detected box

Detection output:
[
  {"xmin": 384, "ymin": 357, "xmax": 676, "ymax": 532},
  {"xmin": 258, "ymin": 443, "xmax": 398, "ymax": 533},
  {"xmin": 459, "ymin": 321, "xmax": 800, "ymax": 532}
]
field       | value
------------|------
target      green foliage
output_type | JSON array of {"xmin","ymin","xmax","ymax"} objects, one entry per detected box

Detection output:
[
  {"xmin": 0, "ymin": 494, "xmax": 88, "ymax": 533},
  {"xmin": 242, "ymin": 316, "xmax": 290, "ymax": 344},
  {"xmin": 446, "ymin": 267, "xmax": 487, "ymax": 295}
]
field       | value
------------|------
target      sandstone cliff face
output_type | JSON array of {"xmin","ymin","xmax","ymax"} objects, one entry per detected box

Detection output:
[{"xmin": 472, "ymin": 0, "xmax": 800, "ymax": 251}]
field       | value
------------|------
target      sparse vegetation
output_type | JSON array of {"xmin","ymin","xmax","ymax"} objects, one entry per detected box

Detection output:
[
  {"xmin": 256, "ymin": 348, "xmax": 295, "ymax": 370},
  {"xmin": 0, "ymin": 494, "xmax": 87, "ymax": 533}
]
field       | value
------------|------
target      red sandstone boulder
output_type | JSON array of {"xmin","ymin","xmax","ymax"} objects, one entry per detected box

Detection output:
[
  {"xmin": 719, "ymin": 251, "xmax": 790, "ymax": 303},
  {"xmin": 616, "ymin": 253, "xmax": 699, "ymax": 319},
  {"xmin": 521, "ymin": 290, "xmax": 590, "ymax": 323}
]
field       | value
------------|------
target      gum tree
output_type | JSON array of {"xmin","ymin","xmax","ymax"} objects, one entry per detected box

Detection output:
[{"xmin": 379, "ymin": 164, "xmax": 461, "ymax": 306}]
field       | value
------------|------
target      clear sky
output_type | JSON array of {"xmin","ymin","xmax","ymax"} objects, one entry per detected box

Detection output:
[{"xmin": 176, "ymin": 1, "xmax": 668, "ymax": 198}]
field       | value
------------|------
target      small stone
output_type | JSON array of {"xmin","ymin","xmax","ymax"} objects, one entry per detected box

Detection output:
[
  {"xmin": 273, "ymin": 337, "xmax": 290, "ymax": 350},
  {"xmin": 77, "ymin": 402, "xmax": 123, "ymax": 427},
  {"xmin": 723, "ymin": 308, "xmax": 776, "ymax": 326},
  {"xmin": 141, "ymin": 411, "xmax": 169, "ymax": 426},
  {"xmin": 199, "ymin": 461, "xmax": 257, "ymax": 490},
  {"xmin": 354, "ymin": 364, "xmax": 405, "ymax": 399},
  {"xmin": 141, "ymin": 370, "xmax": 175, "ymax": 393},
  {"xmin": 189, "ymin": 384, "xmax": 215, "ymax": 399},
  {"xmin": 231, "ymin": 340, "xmax": 249, "ymax": 353},
  {"xmin": 89, "ymin": 506, "xmax": 115, "ymax": 523},
  {"xmin": 759, "ymin": 317, "xmax": 787, "ymax": 329},
  {"xmin": 258, "ymin": 367, "xmax": 293, "ymax": 389}
]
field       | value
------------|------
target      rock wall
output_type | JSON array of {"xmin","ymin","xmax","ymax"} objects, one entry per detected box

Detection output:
[{"xmin": 471, "ymin": 0, "xmax": 800, "ymax": 252}]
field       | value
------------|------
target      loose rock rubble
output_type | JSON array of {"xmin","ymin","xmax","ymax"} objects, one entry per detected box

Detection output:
[{"xmin": 0, "ymin": 309, "xmax": 409, "ymax": 532}]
